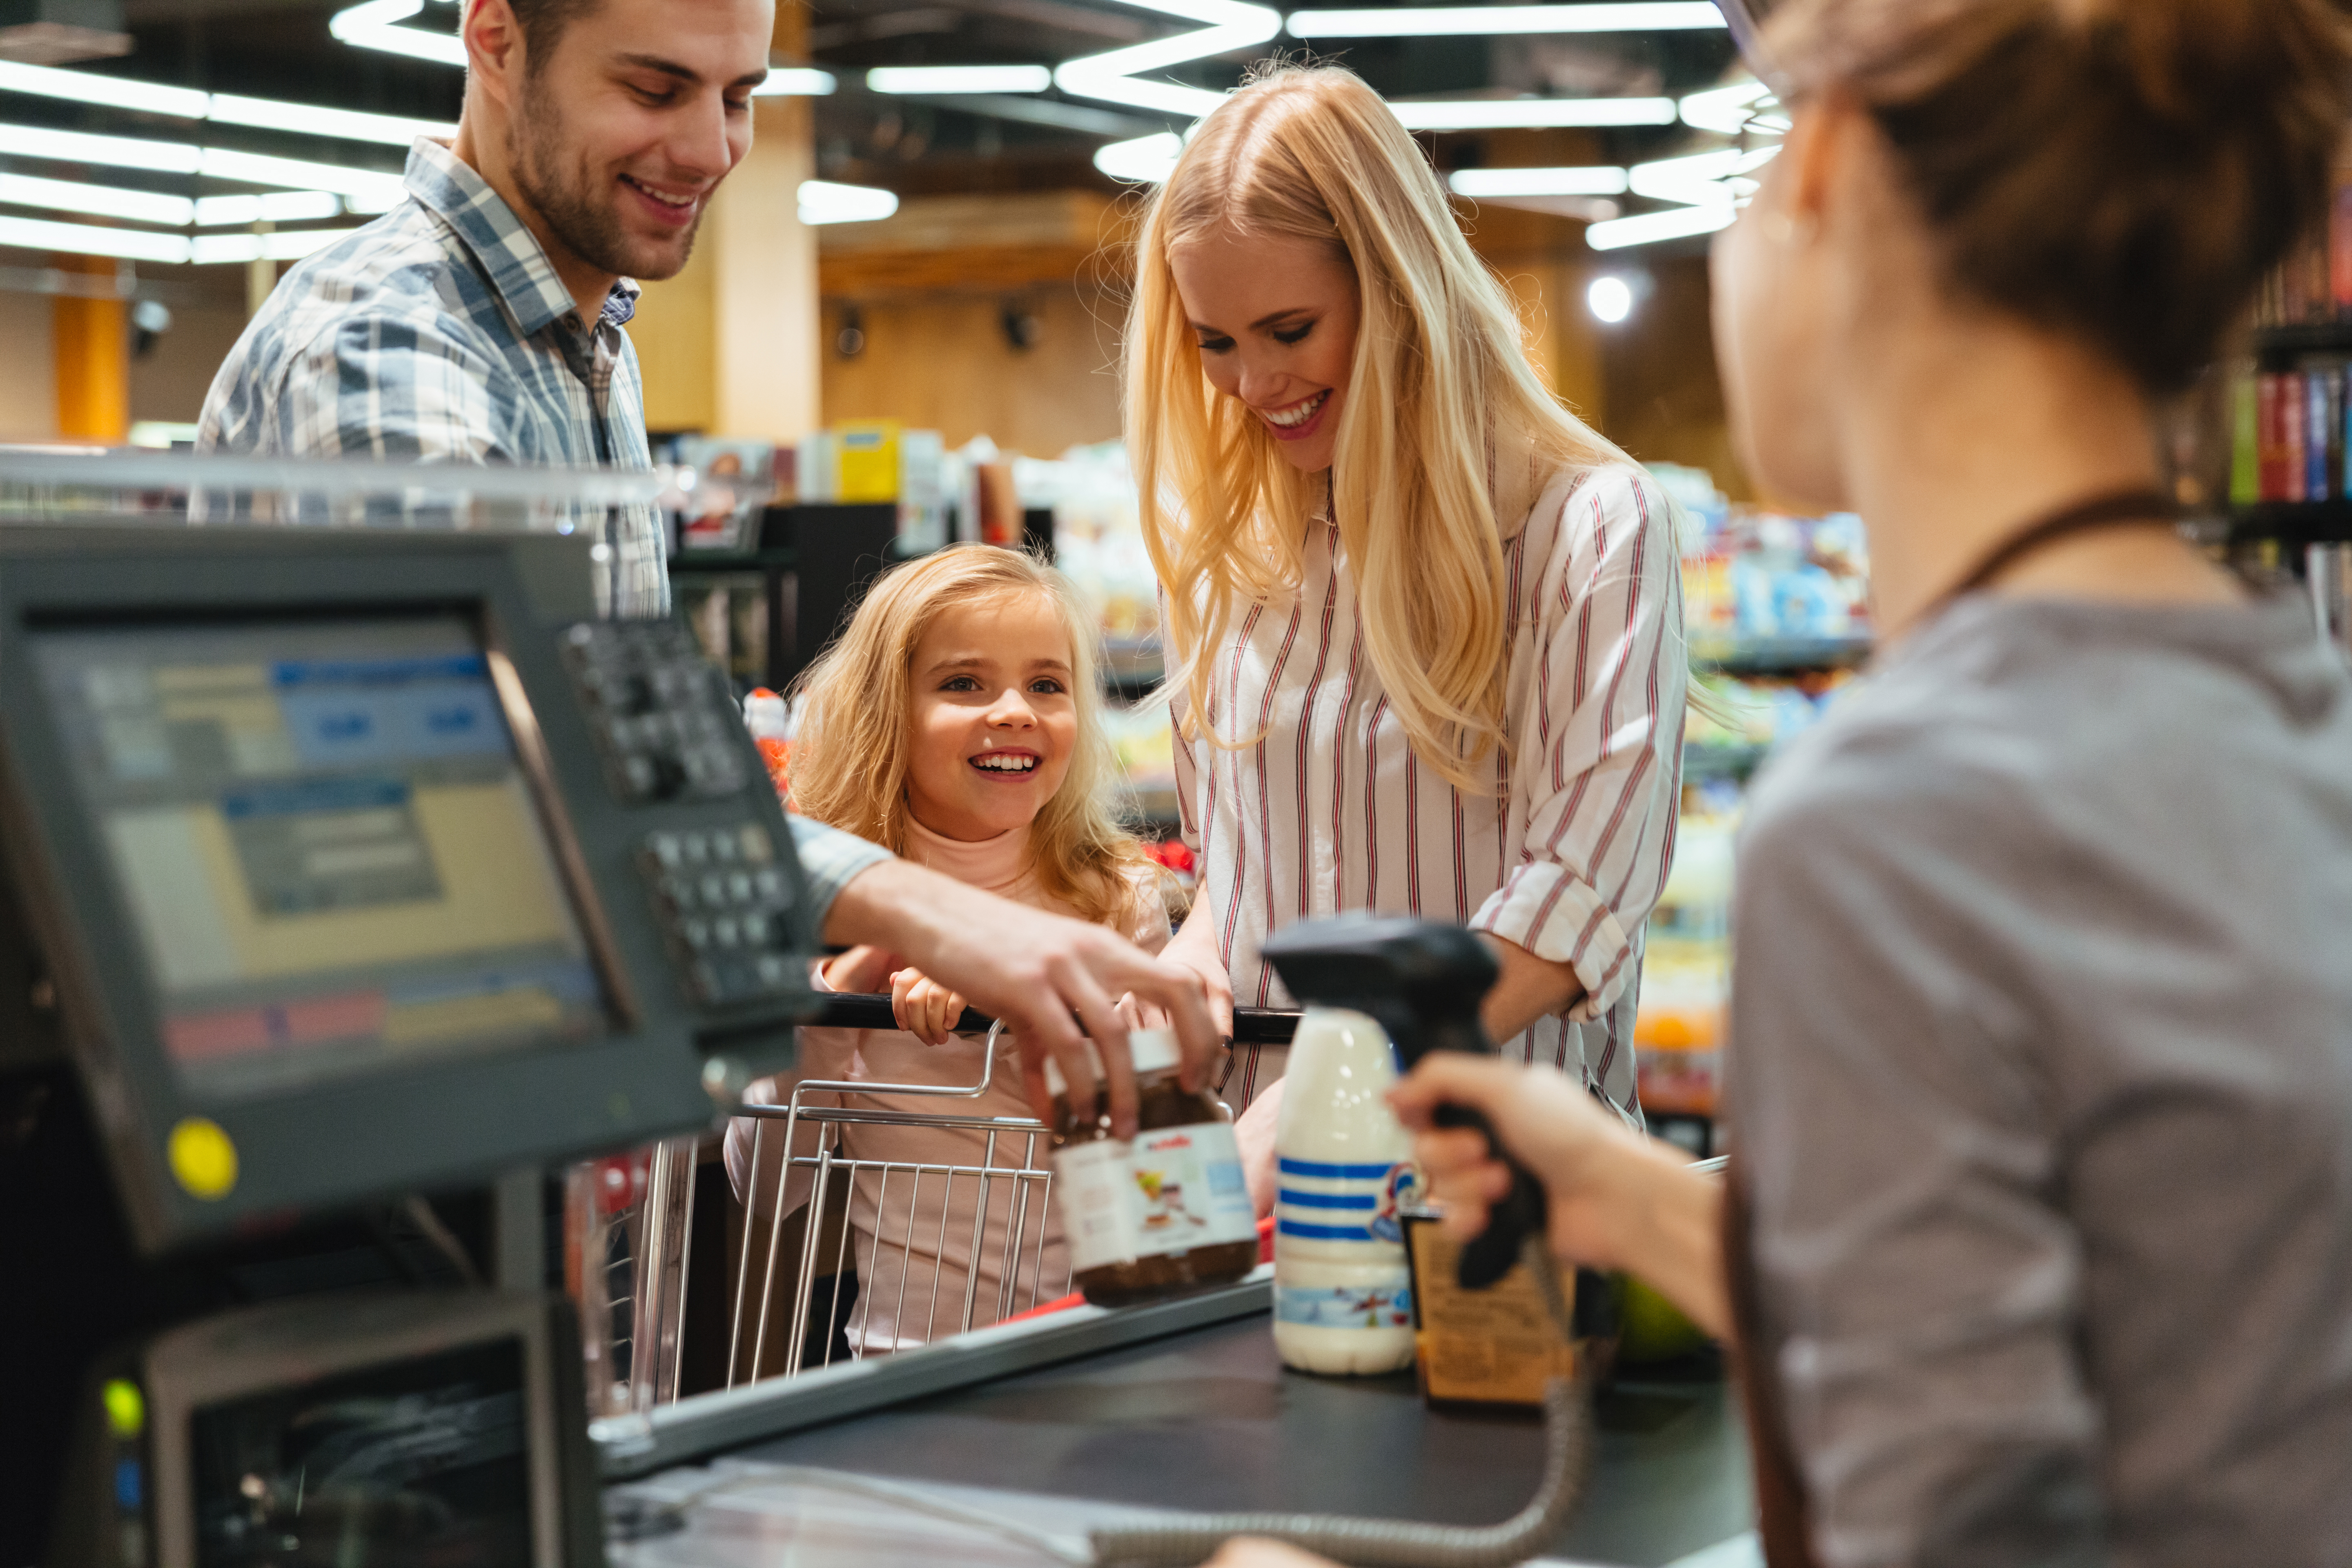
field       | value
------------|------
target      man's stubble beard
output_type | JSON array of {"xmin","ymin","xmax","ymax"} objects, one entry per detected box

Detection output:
[{"xmin": 509, "ymin": 72, "xmax": 704, "ymax": 287}]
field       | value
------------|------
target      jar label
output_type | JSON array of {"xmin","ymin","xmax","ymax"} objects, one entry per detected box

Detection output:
[
  {"xmin": 1058, "ymin": 1120, "xmax": 1257, "ymax": 1273},
  {"xmin": 1274, "ymin": 1276, "xmax": 1414, "ymax": 1330}
]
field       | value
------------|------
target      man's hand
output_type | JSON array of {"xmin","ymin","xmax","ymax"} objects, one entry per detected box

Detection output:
[
  {"xmin": 888, "ymin": 967, "xmax": 968, "ymax": 1046},
  {"xmin": 822, "ymin": 858, "xmax": 1218, "ymax": 1136},
  {"xmin": 1203, "ymin": 1542, "xmax": 1340, "ymax": 1568},
  {"xmin": 1388, "ymin": 1054, "xmax": 1731, "ymax": 1339}
]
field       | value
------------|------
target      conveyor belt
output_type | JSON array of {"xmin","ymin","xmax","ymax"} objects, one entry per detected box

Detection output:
[{"xmin": 614, "ymin": 1302, "xmax": 1752, "ymax": 1568}]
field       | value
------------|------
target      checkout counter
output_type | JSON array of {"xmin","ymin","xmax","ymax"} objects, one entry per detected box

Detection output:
[{"xmin": 1, "ymin": 451, "xmax": 1753, "ymax": 1568}]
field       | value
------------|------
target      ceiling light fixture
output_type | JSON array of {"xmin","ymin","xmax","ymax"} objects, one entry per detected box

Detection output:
[
  {"xmin": 1390, "ymin": 96, "xmax": 1676, "ymax": 130},
  {"xmin": 1626, "ymin": 144, "xmax": 1777, "ymax": 205},
  {"xmin": 194, "ymin": 190, "xmax": 343, "ymax": 226},
  {"xmin": 1094, "ymin": 130, "xmax": 1184, "ymax": 181},
  {"xmin": 1586, "ymin": 203, "xmax": 1734, "ymax": 249},
  {"xmin": 0, "ymin": 212, "xmax": 190, "ymax": 263},
  {"xmin": 328, "ymin": 0, "xmax": 466, "ymax": 67},
  {"xmin": 1448, "ymin": 165, "xmax": 1629, "ymax": 197},
  {"xmin": 1587, "ymin": 275, "xmax": 1634, "ymax": 322},
  {"xmin": 198, "ymin": 147, "xmax": 405, "ymax": 208},
  {"xmin": 0, "ymin": 169, "xmax": 194, "ymax": 225},
  {"xmin": 0, "ymin": 120, "xmax": 198, "ymax": 172},
  {"xmin": 205, "ymin": 94, "xmax": 452, "ymax": 147},
  {"xmin": 753, "ymin": 67, "xmax": 838, "ymax": 95},
  {"xmin": 1285, "ymin": 3, "xmax": 1724, "ymax": 36},
  {"xmin": 0, "ymin": 58, "xmax": 207, "ymax": 116},
  {"xmin": 797, "ymin": 179, "xmax": 898, "ymax": 225},
  {"xmin": 192, "ymin": 227, "xmax": 360, "ymax": 265},
  {"xmin": 1055, "ymin": 0, "xmax": 1282, "ymax": 118},
  {"xmin": 1677, "ymin": 79, "xmax": 1773, "ymax": 134},
  {"xmin": 868, "ymin": 65, "xmax": 1054, "ymax": 94}
]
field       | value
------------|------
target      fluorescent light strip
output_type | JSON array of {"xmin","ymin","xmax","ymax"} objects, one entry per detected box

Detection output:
[
  {"xmin": 206, "ymin": 94, "xmax": 451, "ymax": 147},
  {"xmin": 192, "ymin": 227, "xmax": 360, "ymax": 265},
  {"xmin": 1095, "ymin": 130, "xmax": 1185, "ymax": 182},
  {"xmin": 0, "ymin": 59, "xmax": 207, "ymax": 117},
  {"xmin": 1678, "ymin": 79, "xmax": 1772, "ymax": 134},
  {"xmin": 0, "ymin": 120, "xmax": 198, "ymax": 173},
  {"xmin": 753, "ymin": 67, "xmax": 837, "ymax": 96},
  {"xmin": 1055, "ymin": 0, "xmax": 1282, "ymax": 116},
  {"xmin": 1286, "ymin": 3, "xmax": 1724, "ymax": 36},
  {"xmin": 1586, "ymin": 203, "xmax": 1734, "ymax": 249},
  {"xmin": 868, "ymin": 65, "xmax": 1055, "ymax": 95},
  {"xmin": 329, "ymin": 0, "xmax": 466, "ymax": 67},
  {"xmin": 0, "ymin": 169, "xmax": 194, "ymax": 224},
  {"xmin": 0, "ymin": 56, "xmax": 457, "ymax": 146},
  {"xmin": 199, "ymin": 147, "xmax": 405, "ymax": 206},
  {"xmin": 0, "ymin": 212, "xmax": 191, "ymax": 263},
  {"xmin": 797, "ymin": 179, "xmax": 898, "ymax": 225},
  {"xmin": 1626, "ymin": 144, "xmax": 1777, "ymax": 205},
  {"xmin": 1449, "ymin": 165, "xmax": 1628, "ymax": 197},
  {"xmin": 1391, "ymin": 96, "xmax": 1676, "ymax": 129},
  {"xmin": 194, "ymin": 190, "xmax": 343, "ymax": 226}
]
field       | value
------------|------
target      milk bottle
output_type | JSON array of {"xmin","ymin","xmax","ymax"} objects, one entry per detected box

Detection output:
[{"xmin": 1271, "ymin": 1006, "xmax": 1422, "ymax": 1374}]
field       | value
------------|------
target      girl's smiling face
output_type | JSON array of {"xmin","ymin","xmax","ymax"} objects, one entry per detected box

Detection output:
[{"xmin": 903, "ymin": 592, "xmax": 1079, "ymax": 842}]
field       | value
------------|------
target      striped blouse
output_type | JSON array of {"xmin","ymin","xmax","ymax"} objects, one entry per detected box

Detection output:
[{"xmin": 1169, "ymin": 460, "xmax": 1687, "ymax": 1120}]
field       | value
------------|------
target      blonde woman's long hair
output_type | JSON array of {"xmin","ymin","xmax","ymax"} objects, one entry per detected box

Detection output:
[
  {"xmin": 1127, "ymin": 64, "xmax": 1630, "ymax": 791},
  {"xmin": 787, "ymin": 544, "xmax": 1156, "ymax": 931}
]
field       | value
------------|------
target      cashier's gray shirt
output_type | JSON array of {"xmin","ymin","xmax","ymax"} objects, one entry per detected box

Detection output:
[{"xmin": 1729, "ymin": 591, "xmax": 2352, "ymax": 1568}]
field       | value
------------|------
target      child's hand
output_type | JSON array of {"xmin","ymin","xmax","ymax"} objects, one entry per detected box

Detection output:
[{"xmin": 889, "ymin": 967, "xmax": 970, "ymax": 1046}]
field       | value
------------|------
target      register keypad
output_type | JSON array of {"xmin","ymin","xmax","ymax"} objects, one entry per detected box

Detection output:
[
  {"xmin": 561, "ymin": 621, "xmax": 750, "ymax": 804},
  {"xmin": 637, "ymin": 822, "xmax": 800, "ymax": 1006}
]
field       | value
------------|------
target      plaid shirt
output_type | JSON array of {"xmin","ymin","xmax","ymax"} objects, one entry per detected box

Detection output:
[
  {"xmin": 196, "ymin": 137, "xmax": 667, "ymax": 620},
  {"xmin": 196, "ymin": 138, "xmax": 892, "ymax": 923}
]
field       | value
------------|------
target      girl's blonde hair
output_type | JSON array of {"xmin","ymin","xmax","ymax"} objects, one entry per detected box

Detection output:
[
  {"xmin": 788, "ymin": 543, "xmax": 1157, "ymax": 931},
  {"xmin": 1127, "ymin": 63, "xmax": 1629, "ymax": 791}
]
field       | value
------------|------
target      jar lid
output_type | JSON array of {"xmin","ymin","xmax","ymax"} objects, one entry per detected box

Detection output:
[{"xmin": 1042, "ymin": 1027, "xmax": 1178, "ymax": 1096}]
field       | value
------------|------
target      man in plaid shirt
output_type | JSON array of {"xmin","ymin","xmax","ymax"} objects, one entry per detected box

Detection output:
[{"xmin": 196, "ymin": 0, "xmax": 1217, "ymax": 1117}]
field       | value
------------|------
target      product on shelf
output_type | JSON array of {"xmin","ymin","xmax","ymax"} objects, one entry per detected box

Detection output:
[
  {"xmin": 2237, "ymin": 363, "xmax": 2352, "ymax": 504},
  {"xmin": 668, "ymin": 437, "xmax": 775, "ymax": 552},
  {"xmin": 1635, "ymin": 815, "xmax": 1732, "ymax": 1120}
]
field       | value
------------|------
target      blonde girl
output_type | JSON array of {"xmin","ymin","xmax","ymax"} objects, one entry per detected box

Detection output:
[
  {"xmin": 725, "ymin": 544, "xmax": 1169, "ymax": 1353},
  {"xmin": 1134, "ymin": 65, "xmax": 1687, "ymax": 1165}
]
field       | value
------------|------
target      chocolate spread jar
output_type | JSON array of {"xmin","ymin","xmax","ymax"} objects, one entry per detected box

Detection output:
[{"xmin": 1047, "ymin": 1028, "xmax": 1258, "ymax": 1307}]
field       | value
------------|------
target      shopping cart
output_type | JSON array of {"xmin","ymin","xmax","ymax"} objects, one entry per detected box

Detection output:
[{"xmin": 575, "ymin": 1001, "xmax": 1303, "ymax": 1410}]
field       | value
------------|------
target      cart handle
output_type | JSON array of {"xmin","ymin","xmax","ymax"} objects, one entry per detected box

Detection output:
[{"xmin": 806, "ymin": 994, "xmax": 1301, "ymax": 1046}]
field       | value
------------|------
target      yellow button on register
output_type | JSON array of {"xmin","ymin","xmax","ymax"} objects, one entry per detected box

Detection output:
[{"xmin": 167, "ymin": 1117, "xmax": 238, "ymax": 1199}]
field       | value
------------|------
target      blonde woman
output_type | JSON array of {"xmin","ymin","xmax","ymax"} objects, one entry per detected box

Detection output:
[
  {"xmin": 1133, "ymin": 65, "xmax": 1687, "ymax": 1161},
  {"xmin": 726, "ymin": 546, "xmax": 1170, "ymax": 1353}
]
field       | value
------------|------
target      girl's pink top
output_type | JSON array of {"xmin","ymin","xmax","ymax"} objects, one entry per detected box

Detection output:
[{"xmin": 724, "ymin": 816, "xmax": 1170, "ymax": 1354}]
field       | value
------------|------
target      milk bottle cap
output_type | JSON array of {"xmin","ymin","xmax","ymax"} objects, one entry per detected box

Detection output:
[{"xmin": 1041, "ymin": 1028, "xmax": 1178, "ymax": 1095}]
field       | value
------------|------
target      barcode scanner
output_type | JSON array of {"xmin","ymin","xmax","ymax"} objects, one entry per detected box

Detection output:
[{"xmin": 1261, "ymin": 916, "xmax": 1548, "ymax": 1290}]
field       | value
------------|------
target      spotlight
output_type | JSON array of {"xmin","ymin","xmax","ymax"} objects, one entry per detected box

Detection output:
[{"xmin": 1587, "ymin": 275, "xmax": 1635, "ymax": 324}]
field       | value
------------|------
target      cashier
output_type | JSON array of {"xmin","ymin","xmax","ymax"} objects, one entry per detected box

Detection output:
[
  {"xmin": 1390, "ymin": 4, "xmax": 2352, "ymax": 1568},
  {"xmin": 192, "ymin": 0, "xmax": 1214, "ymax": 1128}
]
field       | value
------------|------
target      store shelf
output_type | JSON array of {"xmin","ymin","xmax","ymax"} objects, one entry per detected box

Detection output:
[
  {"xmin": 2252, "ymin": 322, "xmax": 2352, "ymax": 364},
  {"xmin": 2231, "ymin": 501, "xmax": 2352, "ymax": 550},
  {"xmin": 1682, "ymin": 742, "xmax": 1768, "ymax": 782},
  {"xmin": 1690, "ymin": 633, "xmax": 1872, "ymax": 674}
]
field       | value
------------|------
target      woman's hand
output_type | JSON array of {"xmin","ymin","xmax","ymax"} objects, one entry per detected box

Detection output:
[
  {"xmin": 889, "ymin": 967, "xmax": 969, "ymax": 1046},
  {"xmin": 1388, "ymin": 1054, "xmax": 1732, "ymax": 1339},
  {"xmin": 1161, "ymin": 909, "xmax": 1236, "ymax": 1039}
]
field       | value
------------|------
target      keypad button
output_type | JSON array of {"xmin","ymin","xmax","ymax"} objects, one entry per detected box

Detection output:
[
  {"xmin": 682, "ymin": 834, "xmax": 710, "ymax": 866},
  {"xmin": 648, "ymin": 832, "xmax": 682, "ymax": 869},
  {"xmin": 740, "ymin": 911, "xmax": 770, "ymax": 948},
  {"xmin": 755, "ymin": 953, "xmax": 789, "ymax": 988},
  {"xmin": 714, "ymin": 917, "xmax": 742, "ymax": 949},
  {"xmin": 682, "ymin": 918, "xmax": 712, "ymax": 951},
  {"xmin": 740, "ymin": 824, "xmax": 774, "ymax": 864},
  {"xmin": 710, "ymin": 827, "xmax": 739, "ymax": 863},
  {"xmin": 752, "ymin": 868, "xmax": 782, "ymax": 901},
  {"xmin": 726, "ymin": 871, "xmax": 753, "ymax": 904},
  {"xmin": 698, "ymin": 873, "xmax": 727, "ymax": 906}
]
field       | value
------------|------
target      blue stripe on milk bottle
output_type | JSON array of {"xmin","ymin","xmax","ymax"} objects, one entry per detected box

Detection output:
[{"xmin": 1271, "ymin": 1006, "xmax": 1423, "ymax": 1374}]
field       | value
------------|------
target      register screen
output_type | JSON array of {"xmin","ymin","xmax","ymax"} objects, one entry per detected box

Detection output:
[{"xmin": 36, "ymin": 615, "xmax": 608, "ymax": 1100}]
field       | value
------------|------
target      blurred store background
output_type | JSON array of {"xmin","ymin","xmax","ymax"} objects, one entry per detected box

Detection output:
[{"xmin": 18, "ymin": 0, "xmax": 2311, "ymax": 1159}]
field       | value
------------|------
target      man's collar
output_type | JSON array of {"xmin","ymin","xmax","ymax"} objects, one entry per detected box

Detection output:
[{"xmin": 402, "ymin": 138, "xmax": 639, "ymax": 339}]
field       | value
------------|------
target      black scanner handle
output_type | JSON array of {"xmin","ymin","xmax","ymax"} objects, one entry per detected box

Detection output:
[{"xmin": 1261, "ymin": 918, "xmax": 1550, "ymax": 1292}]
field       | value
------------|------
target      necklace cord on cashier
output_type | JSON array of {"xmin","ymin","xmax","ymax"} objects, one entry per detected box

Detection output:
[{"xmin": 1928, "ymin": 486, "xmax": 2183, "ymax": 621}]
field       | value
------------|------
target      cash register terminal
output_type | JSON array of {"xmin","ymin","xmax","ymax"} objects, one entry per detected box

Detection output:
[{"xmin": 0, "ymin": 494, "xmax": 819, "ymax": 1567}]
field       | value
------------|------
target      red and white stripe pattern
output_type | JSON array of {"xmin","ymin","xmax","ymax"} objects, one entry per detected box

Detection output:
[{"xmin": 1169, "ymin": 462, "xmax": 1687, "ymax": 1120}]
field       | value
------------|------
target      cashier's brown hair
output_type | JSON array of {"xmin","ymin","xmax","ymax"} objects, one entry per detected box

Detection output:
[
  {"xmin": 1762, "ymin": 0, "xmax": 2352, "ymax": 395},
  {"xmin": 786, "ymin": 544, "xmax": 1158, "ymax": 932},
  {"xmin": 1125, "ymin": 65, "xmax": 1628, "ymax": 793}
]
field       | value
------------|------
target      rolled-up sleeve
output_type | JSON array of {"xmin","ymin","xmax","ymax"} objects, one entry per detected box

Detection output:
[
  {"xmin": 788, "ymin": 815, "xmax": 892, "ymax": 935},
  {"xmin": 1472, "ymin": 466, "xmax": 1686, "ymax": 1018}
]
